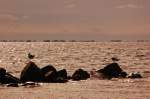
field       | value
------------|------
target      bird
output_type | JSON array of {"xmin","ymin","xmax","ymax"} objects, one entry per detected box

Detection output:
[
  {"xmin": 28, "ymin": 52, "xmax": 35, "ymax": 59},
  {"xmin": 111, "ymin": 57, "xmax": 120, "ymax": 62}
]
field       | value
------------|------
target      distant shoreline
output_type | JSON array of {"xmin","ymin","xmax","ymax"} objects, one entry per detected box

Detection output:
[
  {"xmin": 0, "ymin": 40, "xmax": 149, "ymax": 42},
  {"xmin": 0, "ymin": 40, "xmax": 150, "ymax": 42}
]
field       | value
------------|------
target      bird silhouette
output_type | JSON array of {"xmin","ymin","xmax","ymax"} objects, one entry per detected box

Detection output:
[
  {"xmin": 28, "ymin": 53, "xmax": 35, "ymax": 59},
  {"xmin": 111, "ymin": 57, "xmax": 120, "ymax": 62}
]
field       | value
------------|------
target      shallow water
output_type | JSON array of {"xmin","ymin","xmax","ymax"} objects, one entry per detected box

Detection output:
[{"xmin": 0, "ymin": 42, "xmax": 150, "ymax": 99}]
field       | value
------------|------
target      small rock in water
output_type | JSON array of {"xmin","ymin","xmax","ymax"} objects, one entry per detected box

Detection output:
[
  {"xmin": 72, "ymin": 69, "xmax": 90, "ymax": 81},
  {"xmin": 128, "ymin": 72, "xmax": 142, "ymax": 79},
  {"xmin": 22, "ymin": 82, "xmax": 40, "ymax": 88},
  {"xmin": 7, "ymin": 83, "xmax": 19, "ymax": 87}
]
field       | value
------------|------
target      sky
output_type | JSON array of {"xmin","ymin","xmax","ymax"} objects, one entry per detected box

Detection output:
[{"xmin": 0, "ymin": 0, "xmax": 149, "ymax": 41}]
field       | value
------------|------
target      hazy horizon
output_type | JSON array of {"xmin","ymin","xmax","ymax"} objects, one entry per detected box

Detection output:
[{"xmin": 0, "ymin": 0, "xmax": 150, "ymax": 40}]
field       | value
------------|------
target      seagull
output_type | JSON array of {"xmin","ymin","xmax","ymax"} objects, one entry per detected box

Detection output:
[
  {"xmin": 28, "ymin": 53, "xmax": 35, "ymax": 59},
  {"xmin": 111, "ymin": 57, "xmax": 120, "ymax": 62}
]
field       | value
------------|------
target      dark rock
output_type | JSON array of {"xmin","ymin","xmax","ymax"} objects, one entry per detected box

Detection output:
[
  {"xmin": 0, "ymin": 68, "xmax": 20, "ymax": 84},
  {"xmin": 0, "ymin": 68, "xmax": 6, "ymax": 81},
  {"xmin": 41, "ymin": 65, "xmax": 68, "ymax": 83},
  {"xmin": 128, "ymin": 72, "xmax": 142, "ymax": 79},
  {"xmin": 97, "ymin": 63, "xmax": 123, "ymax": 79},
  {"xmin": 56, "ymin": 69, "xmax": 68, "ymax": 83},
  {"xmin": 7, "ymin": 83, "xmax": 19, "ymax": 87},
  {"xmin": 120, "ymin": 71, "xmax": 127, "ymax": 78},
  {"xmin": 67, "ymin": 76, "xmax": 72, "ymax": 80},
  {"xmin": 43, "ymin": 69, "xmax": 68, "ymax": 83},
  {"xmin": 2, "ymin": 73, "xmax": 21, "ymax": 84},
  {"xmin": 43, "ymin": 70, "xmax": 57, "ymax": 82},
  {"xmin": 21, "ymin": 82, "xmax": 40, "ymax": 88},
  {"xmin": 72, "ymin": 69, "xmax": 90, "ymax": 81},
  {"xmin": 41, "ymin": 65, "xmax": 57, "ymax": 82},
  {"xmin": 22, "ymin": 82, "xmax": 35, "ymax": 86},
  {"xmin": 20, "ymin": 61, "xmax": 43, "ymax": 82},
  {"xmin": 41, "ymin": 65, "xmax": 57, "ymax": 75}
]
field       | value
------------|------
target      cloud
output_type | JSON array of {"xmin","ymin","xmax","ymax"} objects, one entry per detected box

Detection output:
[
  {"xmin": 0, "ymin": 14, "xmax": 30, "ymax": 21},
  {"xmin": 22, "ymin": 15, "xmax": 30, "ymax": 20},
  {"xmin": 65, "ymin": 3, "xmax": 76, "ymax": 8},
  {"xmin": 116, "ymin": 4, "xmax": 143, "ymax": 9},
  {"xmin": 64, "ymin": 0, "xmax": 77, "ymax": 9},
  {"xmin": 0, "ymin": 14, "xmax": 19, "ymax": 21}
]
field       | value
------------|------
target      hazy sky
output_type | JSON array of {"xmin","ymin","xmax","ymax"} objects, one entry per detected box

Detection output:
[{"xmin": 0, "ymin": 0, "xmax": 149, "ymax": 40}]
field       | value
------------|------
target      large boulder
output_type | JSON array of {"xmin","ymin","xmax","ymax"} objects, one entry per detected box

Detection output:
[
  {"xmin": 72, "ymin": 69, "xmax": 90, "ymax": 81},
  {"xmin": 41, "ymin": 65, "xmax": 57, "ymax": 82},
  {"xmin": 42, "ymin": 67, "xmax": 68, "ymax": 83},
  {"xmin": 56, "ymin": 69, "xmax": 68, "ymax": 83},
  {"xmin": 20, "ymin": 61, "xmax": 43, "ymax": 82},
  {"xmin": 41, "ymin": 65, "xmax": 57, "ymax": 75},
  {"xmin": 42, "ymin": 70, "xmax": 57, "ymax": 82},
  {"xmin": 97, "ymin": 63, "xmax": 123, "ymax": 79}
]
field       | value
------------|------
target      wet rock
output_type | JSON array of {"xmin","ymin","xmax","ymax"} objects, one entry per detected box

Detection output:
[
  {"xmin": 120, "ymin": 71, "xmax": 128, "ymax": 78},
  {"xmin": 22, "ymin": 82, "xmax": 40, "ymax": 88},
  {"xmin": 41, "ymin": 65, "xmax": 57, "ymax": 82},
  {"xmin": 67, "ymin": 75, "xmax": 72, "ymax": 80},
  {"xmin": 41, "ymin": 65, "xmax": 68, "ymax": 83},
  {"xmin": 3, "ymin": 73, "xmax": 21, "ymax": 84},
  {"xmin": 72, "ymin": 69, "xmax": 90, "ymax": 81},
  {"xmin": 43, "ymin": 68, "xmax": 68, "ymax": 83},
  {"xmin": 7, "ymin": 83, "xmax": 19, "ymax": 87},
  {"xmin": 41, "ymin": 65, "xmax": 57, "ymax": 76},
  {"xmin": 43, "ymin": 70, "xmax": 57, "ymax": 82},
  {"xmin": 97, "ymin": 63, "xmax": 123, "ymax": 79},
  {"xmin": 128, "ymin": 72, "xmax": 142, "ymax": 79},
  {"xmin": 0, "ymin": 68, "xmax": 6, "ymax": 82},
  {"xmin": 0, "ymin": 68, "xmax": 20, "ymax": 84},
  {"xmin": 20, "ymin": 61, "xmax": 43, "ymax": 82},
  {"xmin": 56, "ymin": 69, "xmax": 68, "ymax": 83}
]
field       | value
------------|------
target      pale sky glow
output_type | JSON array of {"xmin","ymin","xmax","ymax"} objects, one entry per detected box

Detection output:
[{"xmin": 0, "ymin": 0, "xmax": 149, "ymax": 40}]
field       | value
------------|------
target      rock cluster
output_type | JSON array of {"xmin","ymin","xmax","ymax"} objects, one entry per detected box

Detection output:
[{"xmin": 0, "ymin": 61, "xmax": 142, "ymax": 87}]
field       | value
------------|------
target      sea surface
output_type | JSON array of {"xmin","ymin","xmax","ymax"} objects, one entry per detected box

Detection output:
[{"xmin": 0, "ymin": 42, "xmax": 150, "ymax": 99}]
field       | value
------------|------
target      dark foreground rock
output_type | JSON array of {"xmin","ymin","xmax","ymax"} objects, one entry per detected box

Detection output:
[
  {"xmin": 120, "ymin": 71, "xmax": 128, "ymax": 78},
  {"xmin": 41, "ymin": 65, "xmax": 57, "ymax": 82},
  {"xmin": 7, "ymin": 83, "xmax": 19, "ymax": 87},
  {"xmin": 72, "ymin": 69, "xmax": 90, "ymax": 81},
  {"xmin": 41, "ymin": 65, "xmax": 57, "ymax": 75},
  {"xmin": 0, "ymin": 68, "xmax": 20, "ymax": 84},
  {"xmin": 42, "ymin": 67, "xmax": 68, "ymax": 83},
  {"xmin": 3, "ymin": 73, "xmax": 20, "ymax": 84},
  {"xmin": 20, "ymin": 62, "xmax": 68, "ymax": 83},
  {"xmin": 56, "ymin": 69, "xmax": 68, "ymax": 83},
  {"xmin": 20, "ymin": 61, "xmax": 43, "ymax": 82},
  {"xmin": 97, "ymin": 63, "xmax": 125, "ymax": 79},
  {"xmin": 21, "ymin": 82, "xmax": 40, "ymax": 88},
  {"xmin": 0, "ymin": 68, "xmax": 6, "ymax": 80}
]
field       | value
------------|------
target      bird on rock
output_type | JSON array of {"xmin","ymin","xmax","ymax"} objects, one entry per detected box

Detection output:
[{"xmin": 28, "ymin": 53, "xmax": 35, "ymax": 59}]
